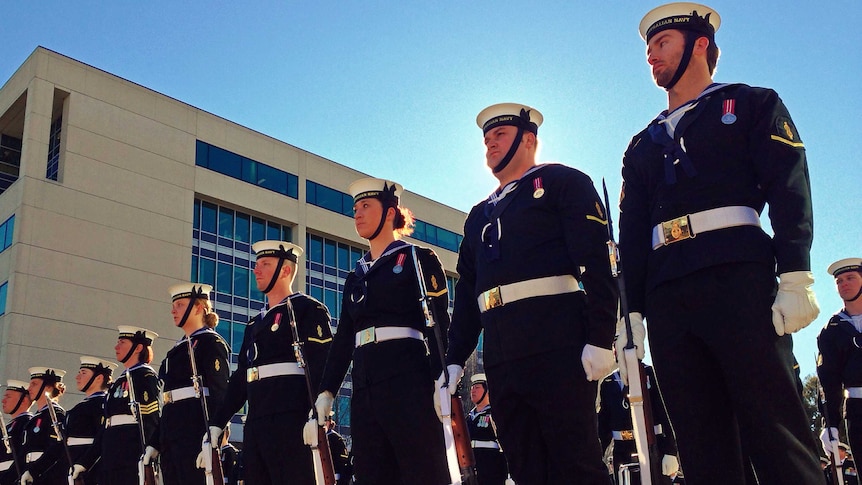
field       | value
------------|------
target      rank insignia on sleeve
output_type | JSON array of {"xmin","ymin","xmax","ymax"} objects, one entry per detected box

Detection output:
[
  {"xmin": 143, "ymin": 391, "xmax": 149, "ymax": 402},
  {"xmin": 317, "ymin": 325, "xmax": 323, "ymax": 338},
  {"xmin": 595, "ymin": 201, "xmax": 604, "ymax": 219},
  {"xmin": 431, "ymin": 275, "xmax": 439, "ymax": 290},
  {"xmin": 214, "ymin": 359, "xmax": 220, "ymax": 371},
  {"xmin": 770, "ymin": 116, "xmax": 804, "ymax": 147}
]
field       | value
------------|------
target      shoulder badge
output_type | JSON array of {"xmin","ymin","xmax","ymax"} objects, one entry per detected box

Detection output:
[
  {"xmin": 143, "ymin": 391, "xmax": 149, "ymax": 402},
  {"xmin": 431, "ymin": 275, "xmax": 439, "ymax": 291},
  {"xmin": 214, "ymin": 359, "xmax": 220, "ymax": 371},
  {"xmin": 317, "ymin": 325, "xmax": 323, "ymax": 338},
  {"xmin": 595, "ymin": 201, "xmax": 604, "ymax": 219}
]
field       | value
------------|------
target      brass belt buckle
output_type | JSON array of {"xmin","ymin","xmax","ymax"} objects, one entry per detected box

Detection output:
[
  {"xmin": 162, "ymin": 391, "xmax": 172, "ymax": 404},
  {"xmin": 483, "ymin": 286, "xmax": 503, "ymax": 310},
  {"xmin": 620, "ymin": 430, "xmax": 634, "ymax": 441},
  {"xmin": 246, "ymin": 367, "xmax": 260, "ymax": 383},
  {"xmin": 661, "ymin": 214, "xmax": 693, "ymax": 245},
  {"xmin": 358, "ymin": 327, "xmax": 376, "ymax": 346}
]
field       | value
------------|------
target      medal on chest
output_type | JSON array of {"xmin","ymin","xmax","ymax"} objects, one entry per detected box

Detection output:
[
  {"xmin": 533, "ymin": 177, "xmax": 545, "ymax": 199},
  {"xmin": 393, "ymin": 253, "xmax": 405, "ymax": 274},
  {"xmin": 721, "ymin": 99, "xmax": 737, "ymax": 124},
  {"xmin": 271, "ymin": 312, "xmax": 281, "ymax": 332},
  {"xmin": 33, "ymin": 418, "xmax": 42, "ymax": 433}
]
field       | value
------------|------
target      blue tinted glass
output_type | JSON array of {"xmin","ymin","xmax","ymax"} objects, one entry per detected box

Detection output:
[
  {"xmin": 413, "ymin": 220, "xmax": 427, "ymax": 242},
  {"xmin": 241, "ymin": 158, "xmax": 256, "ymax": 184},
  {"xmin": 193, "ymin": 200, "xmax": 200, "ymax": 229},
  {"xmin": 219, "ymin": 207, "xmax": 235, "ymax": 238},
  {"xmin": 234, "ymin": 267, "xmax": 249, "ymax": 298},
  {"xmin": 257, "ymin": 164, "xmax": 288, "ymax": 195},
  {"xmin": 208, "ymin": 145, "xmax": 242, "ymax": 179},
  {"xmin": 251, "ymin": 217, "xmax": 266, "ymax": 243},
  {"xmin": 337, "ymin": 244, "xmax": 350, "ymax": 271},
  {"xmin": 307, "ymin": 234, "xmax": 323, "ymax": 263},
  {"xmin": 201, "ymin": 202, "xmax": 217, "ymax": 234},
  {"xmin": 195, "ymin": 140, "xmax": 209, "ymax": 167},
  {"xmin": 231, "ymin": 323, "xmax": 245, "ymax": 354},
  {"xmin": 437, "ymin": 229, "xmax": 458, "ymax": 252},
  {"xmin": 306, "ymin": 180, "xmax": 317, "ymax": 204},
  {"xmin": 310, "ymin": 285, "xmax": 323, "ymax": 302},
  {"xmin": 266, "ymin": 222, "xmax": 280, "ymax": 241},
  {"xmin": 324, "ymin": 240, "xmax": 336, "ymax": 266},
  {"xmin": 217, "ymin": 262, "xmax": 233, "ymax": 293},
  {"xmin": 191, "ymin": 255, "xmax": 199, "ymax": 281},
  {"xmin": 287, "ymin": 174, "xmax": 299, "ymax": 199},
  {"xmin": 0, "ymin": 282, "xmax": 7, "ymax": 315},
  {"xmin": 235, "ymin": 213, "xmax": 250, "ymax": 243},
  {"xmin": 282, "ymin": 226, "xmax": 292, "ymax": 243},
  {"xmin": 216, "ymin": 323, "xmax": 231, "ymax": 343},
  {"xmin": 199, "ymin": 258, "xmax": 216, "ymax": 286},
  {"xmin": 425, "ymin": 224, "xmax": 438, "ymax": 245},
  {"xmin": 317, "ymin": 185, "xmax": 343, "ymax": 213},
  {"xmin": 342, "ymin": 194, "xmax": 354, "ymax": 216}
]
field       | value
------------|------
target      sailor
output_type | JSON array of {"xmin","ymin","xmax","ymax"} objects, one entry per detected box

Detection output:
[
  {"xmin": 19, "ymin": 367, "xmax": 67, "ymax": 485},
  {"xmin": 0, "ymin": 380, "xmax": 32, "ymax": 485},
  {"xmin": 466, "ymin": 373, "xmax": 509, "ymax": 485},
  {"xmin": 63, "ymin": 356, "xmax": 116, "ymax": 483}
]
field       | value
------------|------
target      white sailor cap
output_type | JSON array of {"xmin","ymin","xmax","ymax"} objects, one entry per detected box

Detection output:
[
  {"xmin": 28, "ymin": 367, "xmax": 66, "ymax": 384},
  {"xmin": 169, "ymin": 283, "xmax": 213, "ymax": 302},
  {"xmin": 5, "ymin": 380, "xmax": 29, "ymax": 393},
  {"xmin": 348, "ymin": 177, "xmax": 403, "ymax": 207},
  {"xmin": 476, "ymin": 103, "xmax": 543, "ymax": 135},
  {"xmin": 79, "ymin": 356, "xmax": 118, "ymax": 376},
  {"xmin": 470, "ymin": 373, "xmax": 488, "ymax": 385},
  {"xmin": 639, "ymin": 2, "xmax": 721, "ymax": 41},
  {"xmin": 251, "ymin": 241, "xmax": 303, "ymax": 263},
  {"xmin": 117, "ymin": 325, "xmax": 159, "ymax": 346},
  {"xmin": 828, "ymin": 258, "xmax": 862, "ymax": 277}
]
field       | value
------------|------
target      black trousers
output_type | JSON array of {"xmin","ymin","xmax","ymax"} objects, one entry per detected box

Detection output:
[
  {"xmin": 487, "ymin": 348, "xmax": 610, "ymax": 485},
  {"xmin": 160, "ymin": 436, "xmax": 207, "ymax": 485},
  {"xmin": 646, "ymin": 262, "xmax": 821, "ymax": 485},
  {"xmin": 474, "ymin": 448, "xmax": 509, "ymax": 485},
  {"xmin": 243, "ymin": 412, "xmax": 313, "ymax": 485},
  {"xmin": 350, "ymin": 372, "xmax": 449, "ymax": 485}
]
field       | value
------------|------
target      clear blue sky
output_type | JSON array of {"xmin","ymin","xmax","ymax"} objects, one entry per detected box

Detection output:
[{"xmin": 4, "ymin": 1, "xmax": 860, "ymax": 379}]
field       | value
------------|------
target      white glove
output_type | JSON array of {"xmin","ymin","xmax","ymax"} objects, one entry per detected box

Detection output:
[
  {"xmin": 315, "ymin": 391, "xmax": 334, "ymax": 426},
  {"xmin": 505, "ymin": 476, "xmax": 516, "ymax": 485},
  {"xmin": 771, "ymin": 271, "xmax": 820, "ymax": 336},
  {"xmin": 69, "ymin": 464, "xmax": 86, "ymax": 481},
  {"xmin": 581, "ymin": 344, "xmax": 615, "ymax": 382},
  {"xmin": 141, "ymin": 446, "xmax": 159, "ymax": 465},
  {"xmin": 20, "ymin": 471, "xmax": 33, "ymax": 485},
  {"xmin": 614, "ymin": 312, "xmax": 646, "ymax": 385},
  {"xmin": 436, "ymin": 364, "xmax": 464, "ymax": 396},
  {"xmin": 820, "ymin": 426, "xmax": 840, "ymax": 456},
  {"xmin": 207, "ymin": 425, "xmax": 224, "ymax": 449},
  {"xmin": 661, "ymin": 454, "xmax": 680, "ymax": 476},
  {"xmin": 302, "ymin": 417, "xmax": 319, "ymax": 447}
]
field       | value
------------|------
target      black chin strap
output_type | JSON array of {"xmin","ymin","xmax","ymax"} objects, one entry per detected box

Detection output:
[
  {"xmin": 847, "ymin": 286, "xmax": 862, "ymax": 303},
  {"xmin": 492, "ymin": 127, "xmax": 525, "ymax": 174},
  {"xmin": 477, "ymin": 383, "xmax": 488, "ymax": 404},
  {"xmin": 81, "ymin": 372, "xmax": 98, "ymax": 393},
  {"xmin": 664, "ymin": 34, "xmax": 696, "ymax": 91},
  {"xmin": 262, "ymin": 248, "xmax": 288, "ymax": 294},
  {"xmin": 368, "ymin": 206, "xmax": 391, "ymax": 241},
  {"xmin": 32, "ymin": 380, "xmax": 48, "ymax": 403},
  {"xmin": 119, "ymin": 341, "xmax": 138, "ymax": 364},
  {"xmin": 177, "ymin": 286, "xmax": 204, "ymax": 328},
  {"xmin": 11, "ymin": 391, "xmax": 28, "ymax": 414}
]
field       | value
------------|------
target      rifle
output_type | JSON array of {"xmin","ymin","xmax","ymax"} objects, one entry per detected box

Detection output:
[
  {"xmin": 186, "ymin": 329, "xmax": 225, "ymax": 485},
  {"xmin": 126, "ymin": 368, "xmax": 157, "ymax": 485},
  {"xmin": 411, "ymin": 246, "xmax": 478, "ymax": 485},
  {"xmin": 0, "ymin": 410, "xmax": 23, "ymax": 480},
  {"xmin": 817, "ymin": 372, "xmax": 844, "ymax": 485},
  {"xmin": 285, "ymin": 298, "xmax": 336, "ymax": 485},
  {"xmin": 602, "ymin": 179, "xmax": 662, "ymax": 485},
  {"xmin": 43, "ymin": 393, "xmax": 83, "ymax": 485}
]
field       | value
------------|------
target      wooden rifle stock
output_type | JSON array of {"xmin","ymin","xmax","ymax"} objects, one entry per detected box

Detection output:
[
  {"xmin": 314, "ymin": 427, "xmax": 337, "ymax": 485},
  {"xmin": 449, "ymin": 395, "xmax": 477, "ymax": 477}
]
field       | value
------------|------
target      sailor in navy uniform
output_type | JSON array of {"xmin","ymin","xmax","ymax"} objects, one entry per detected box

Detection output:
[
  {"xmin": 818, "ymin": 258, "xmax": 862, "ymax": 462},
  {"xmin": 74, "ymin": 326, "xmax": 161, "ymax": 485},
  {"xmin": 62, "ymin": 356, "xmax": 116, "ymax": 483},
  {"xmin": 1, "ymin": 380, "xmax": 32, "ymax": 485},
  {"xmin": 313, "ymin": 177, "xmax": 450, "ymax": 485},
  {"xmin": 617, "ymin": 3, "xmax": 822, "ymax": 483},
  {"xmin": 19, "ymin": 367, "xmax": 67, "ymax": 485},
  {"xmin": 210, "ymin": 240, "xmax": 332, "ymax": 485},
  {"xmin": 218, "ymin": 426, "xmax": 240, "ymax": 485},
  {"xmin": 323, "ymin": 420, "xmax": 351, "ymax": 485},
  {"xmin": 157, "ymin": 283, "xmax": 230, "ymax": 484},
  {"xmin": 466, "ymin": 374, "xmax": 509, "ymax": 485},
  {"xmin": 445, "ymin": 103, "xmax": 618, "ymax": 484},
  {"xmin": 597, "ymin": 365, "xmax": 678, "ymax": 484}
]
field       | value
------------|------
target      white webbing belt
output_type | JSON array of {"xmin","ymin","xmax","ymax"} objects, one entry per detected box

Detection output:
[
  {"xmin": 613, "ymin": 424, "xmax": 664, "ymax": 441},
  {"xmin": 163, "ymin": 386, "xmax": 209, "ymax": 405},
  {"xmin": 355, "ymin": 327, "xmax": 424, "ymax": 348},
  {"xmin": 477, "ymin": 275, "xmax": 582, "ymax": 313},
  {"xmin": 846, "ymin": 387, "xmax": 862, "ymax": 399},
  {"xmin": 26, "ymin": 452, "xmax": 43, "ymax": 463},
  {"xmin": 106, "ymin": 414, "xmax": 137, "ymax": 427},
  {"xmin": 651, "ymin": 206, "xmax": 760, "ymax": 249},
  {"xmin": 67, "ymin": 437, "xmax": 95, "ymax": 446},
  {"xmin": 471, "ymin": 440, "xmax": 500, "ymax": 450},
  {"xmin": 0, "ymin": 461, "xmax": 12, "ymax": 471},
  {"xmin": 247, "ymin": 362, "xmax": 304, "ymax": 382}
]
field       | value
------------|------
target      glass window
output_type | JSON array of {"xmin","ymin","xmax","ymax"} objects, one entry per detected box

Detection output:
[
  {"xmin": 282, "ymin": 226, "xmax": 292, "ymax": 243},
  {"xmin": 257, "ymin": 164, "xmax": 288, "ymax": 195},
  {"xmin": 251, "ymin": 217, "xmax": 266, "ymax": 244},
  {"xmin": 317, "ymin": 185, "xmax": 343, "ymax": 214},
  {"xmin": 306, "ymin": 180, "xmax": 317, "ymax": 205},
  {"xmin": 266, "ymin": 222, "xmax": 281, "ymax": 241},
  {"xmin": 234, "ymin": 267, "xmax": 249, "ymax": 298},
  {"xmin": 231, "ymin": 323, "xmax": 245, "ymax": 354},
  {"xmin": 195, "ymin": 141, "xmax": 209, "ymax": 168},
  {"xmin": 199, "ymin": 258, "xmax": 216, "ymax": 287},
  {"xmin": 413, "ymin": 220, "xmax": 427, "ymax": 242},
  {"xmin": 307, "ymin": 235, "xmax": 323, "ymax": 263},
  {"xmin": 208, "ymin": 145, "xmax": 242, "ymax": 179},
  {"xmin": 201, "ymin": 202, "xmax": 217, "ymax": 234},
  {"xmin": 437, "ymin": 229, "xmax": 458, "ymax": 253},
  {"xmin": 324, "ymin": 240, "xmax": 336, "ymax": 267},
  {"xmin": 191, "ymin": 255, "xmax": 199, "ymax": 281},
  {"xmin": 337, "ymin": 244, "xmax": 350, "ymax": 271},
  {"xmin": 217, "ymin": 262, "xmax": 233, "ymax": 293},
  {"xmin": 235, "ymin": 213, "xmax": 250, "ymax": 243},
  {"xmin": 342, "ymin": 194, "xmax": 354, "ymax": 216},
  {"xmin": 0, "ymin": 282, "xmax": 7, "ymax": 315},
  {"xmin": 218, "ymin": 207, "xmax": 235, "ymax": 239},
  {"xmin": 193, "ymin": 200, "xmax": 201, "ymax": 230},
  {"xmin": 287, "ymin": 174, "xmax": 299, "ymax": 199},
  {"xmin": 241, "ymin": 158, "xmax": 256, "ymax": 185}
]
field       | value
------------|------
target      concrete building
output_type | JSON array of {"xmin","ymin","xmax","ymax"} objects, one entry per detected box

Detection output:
[{"xmin": 0, "ymin": 47, "xmax": 469, "ymax": 439}]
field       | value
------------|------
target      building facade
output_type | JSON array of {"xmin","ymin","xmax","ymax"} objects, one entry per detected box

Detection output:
[{"xmin": 0, "ymin": 47, "xmax": 472, "ymax": 440}]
